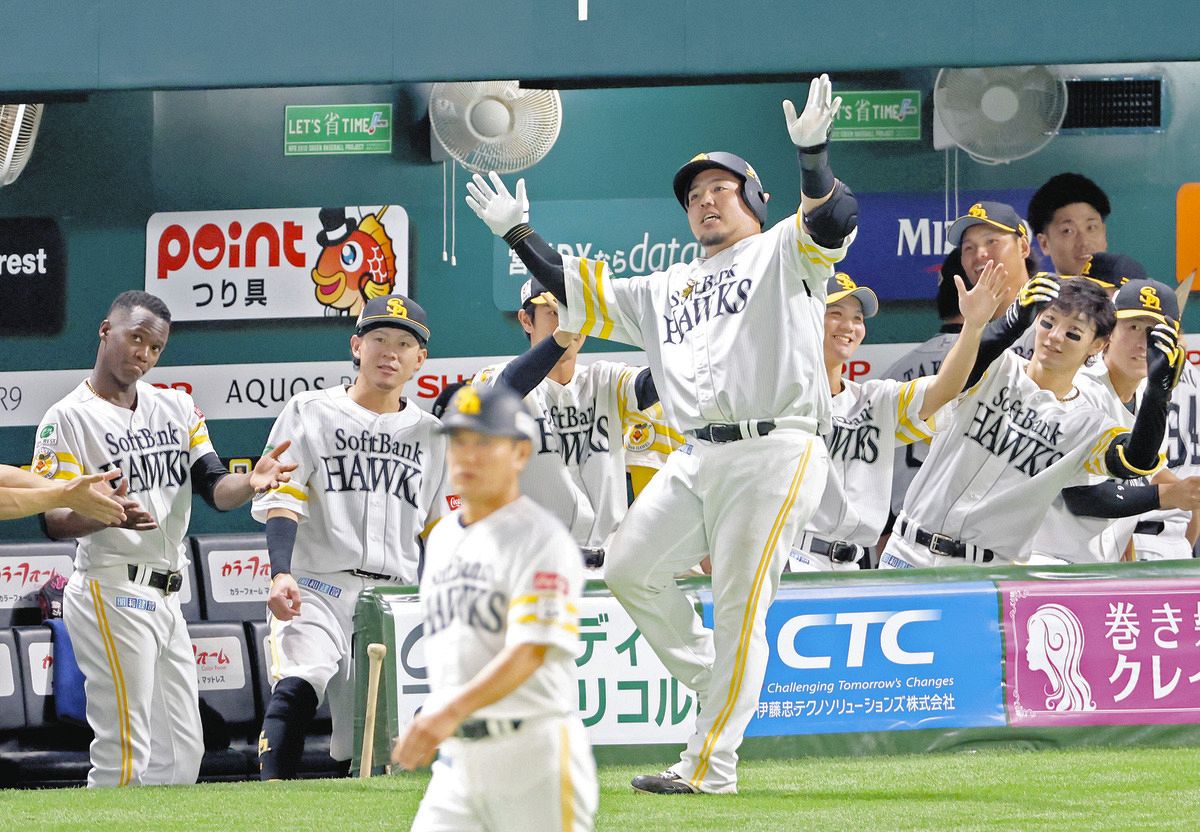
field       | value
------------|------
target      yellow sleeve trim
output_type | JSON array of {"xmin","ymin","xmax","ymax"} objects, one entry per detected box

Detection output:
[
  {"xmin": 580, "ymin": 259, "xmax": 598, "ymax": 336},
  {"xmin": 1113, "ymin": 442, "xmax": 1165, "ymax": 478},
  {"xmin": 189, "ymin": 431, "xmax": 210, "ymax": 450},
  {"xmin": 797, "ymin": 241, "xmax": 836, "ymax": 267},
  {"xmin": 512, "ymin": 615, "xmax": 580, "ymax": 635},
  {"xmin": 593, "ymin": 259, "xmax": 615, "ymax": 340},
  {"xmin": 509, "ymin": 594, "xmax": 578, "ymax": 613},
  {"xmin": 270, "ymin": 484, "xmax": 309, "ymax": 502}
]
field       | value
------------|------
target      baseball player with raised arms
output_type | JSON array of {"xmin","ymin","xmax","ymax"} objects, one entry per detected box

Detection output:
[
  {"xmin": 1029, "ymin": 279, "xmax": 1200, "ymax": 562},
  {"xmin": 32, "ymin": 290, "xmax": 294, "ymax": 787},
  {"xmin": 393, "ymin": 383, "xmax": 597, "ymax": 832},
  {"xmin": 881, "ymin": 276, "xmax": 1184, "ymax": 568},
  {"xmin": 790, "ymin": 265, "xmax": 1005, "ymax": 571},
  {"xmin": 467, "ymin": 74, "xmax": 856, "ymax": 794},
  {"xmin": 473, "ymin": 277, "xmax": 681, "ymax": 564},
  {"xmin": 254, "ymin": 294, "xmax": 451, "ymax": 779}
]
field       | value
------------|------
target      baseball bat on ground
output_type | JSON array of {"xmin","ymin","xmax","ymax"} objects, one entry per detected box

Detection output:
[{"xmin": 360, "ymin": 642, "xmax": 387, "ymax": 778}]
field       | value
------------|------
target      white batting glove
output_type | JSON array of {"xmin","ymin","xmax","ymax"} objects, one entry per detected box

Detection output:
[
  {"xmin": 782, "ymin": 74, "xmax": 843, "ymax": 150},
  {"xmin": 465, "ymin": 171, "xmax": 529, "ymax": 238}
]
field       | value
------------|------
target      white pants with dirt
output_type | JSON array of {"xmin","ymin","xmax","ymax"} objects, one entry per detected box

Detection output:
[
  {"xmin": 603, "ymin": 430, "xmax": 827, "ymax": 794},
  {"xmin": 63, "ymin": 568, "xmax": 203, "ymax": 788},
  {"xmin": 411, "ymin": 716, "xmax": 597, "ymax": 832}
]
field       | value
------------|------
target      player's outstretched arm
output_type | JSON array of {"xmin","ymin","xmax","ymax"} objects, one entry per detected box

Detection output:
[
  {"xmin": 265, "ymin": 507, "xmax": 303, "ymax": 621},
  {"xmin": 467, "ymin": 172, "xmax": 569, "ymax": 303},
  {"xmin": 43, "ymin": 475, "xmax": 157, "ymax": 539},
  {"xmin": 204, "ymin": 440, "xmax": 297, "ymax": 511},
  {"xmin": 918, "ymin": 261, "xmax": 1006, "ymax": 418},
  {"xmin": 1105, "ymin": 323, "xmax": 1185, "ymax": 479},
  {"xmin": 1062, "ymin": 471, "xmax": 1200, "ymax": 519},
  {"xmin": 962, "ymin": 272, "xmax": 1061, "ymax": 390},
  {"xmin": 0, "ymin": 466, "xmax": 126, "ymax": 524},
  {"xmin": 391, "ymin": 643, "xmax": 548, "ymax": 770},
  {"xmin": 497, "ymin": 295, "xmax": 581, "ymax": 397},
  {"xmin": 783, "ymin": 74, "xmax": 857, "ymax": 247}
]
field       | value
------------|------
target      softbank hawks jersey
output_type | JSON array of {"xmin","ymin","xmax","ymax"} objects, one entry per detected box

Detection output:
[
  {"xmin": 252, "ymin": 386, "xmax": 450, "ymax": 582},
  {"xmin": 475, "ymin": 360, "xmax": 684, "ymax": 547},
  {"xmin": 420, "ymin": 497, "xmax": 582, "ymax": 721},
  {"xmin": 560, "ymin": 215, "xmax": 854, "ymax": 434},
  {"xmin": 31, "ymin": 380, "xmax": 215, "ymax": 572},
  {"xmin": 901, "ymin": 350, "xmax": 1139, "ymax": 559},
  {"xmin": 806, "ymin": 376, "xmax": 934, "ymax": 545}
]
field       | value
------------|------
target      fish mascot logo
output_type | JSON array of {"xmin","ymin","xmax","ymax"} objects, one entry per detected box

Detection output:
[{"xmin": 311, "ymin": 206, "xmax": 397, "ymax": 316}]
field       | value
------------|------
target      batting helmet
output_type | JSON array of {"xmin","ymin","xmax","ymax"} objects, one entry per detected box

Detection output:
[
  {"xmin": 437, "ymin": 383, "xmax": 536, "ymax": 440},
  {"xmin": 672, "ymin": 152, "xmax": 768, "ymax": 227}
]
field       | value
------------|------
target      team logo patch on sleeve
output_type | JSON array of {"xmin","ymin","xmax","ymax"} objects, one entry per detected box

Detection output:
[
  {"xmin": 194, "ymin": 405, "xmax": 206, "ymax": 420},
  {"xmin": 32, "ymin": 448, "xmax": 59, "ymax": 479},
  {"xmin": 38, "ymin": 423, "xmax": 58, "ymax": 447},
  {"xmin": 446, "ymin": 494, "xmax": 462, "ymax": 510},
  {"xmin": 625, "ymin": 422, "xmax": 656, "ymax": 452},
  {"xmin": 533, "ymin": 571, "xmax": 568, "ymax": 594}
]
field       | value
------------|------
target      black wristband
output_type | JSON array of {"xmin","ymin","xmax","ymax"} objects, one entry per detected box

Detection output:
[
  {"xmin": 797, "ymin": 146, "xmax": 834, "ymax": 198},
  {"xmin": 266, "ymin": 515, "xmax": 298, "ymax": 578}
]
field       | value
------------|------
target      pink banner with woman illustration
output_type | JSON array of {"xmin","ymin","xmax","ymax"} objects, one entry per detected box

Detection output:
[{"xmin": 1003, "ymin": 579, "xmax": 1200, "ymax": 726}]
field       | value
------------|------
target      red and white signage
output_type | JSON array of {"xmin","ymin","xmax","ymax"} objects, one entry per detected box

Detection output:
[
  {"xmin": 28, "ymin": 641, "xmax": 53, "ymax": 697},
  {"xmin": 207, "ymin": 549, "xmax": 271, "ymax": 605},
  {"xmin": 0, "ymin": 555, "xmax": 73, "ymax": 609},
  {"xmin": 145, "ymin": 205, "xmax": 409, "ymax": 322},
  {"xmin": 192, "ymin": 636, "xmax": 246, "ymax": 691}
]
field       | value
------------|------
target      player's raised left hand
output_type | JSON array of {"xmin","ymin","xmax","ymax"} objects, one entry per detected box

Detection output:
[
  {"xmin": 782, "ymin": 74, "xmax": 842, "ymax": 150},
  {"xmin": 956, "ymin": 259, "xmax": 1007, "ymax": 328},
  {"xmin": 250, "ymin": 440, "xmax": 297, "ymax": 495},
  {"xmin": 466, "ymin": 171, "xmax": 529, "ymax": 237},
  {"xmin": 391, "ymin": 705, "xmax": 462, "ymax": 770}
]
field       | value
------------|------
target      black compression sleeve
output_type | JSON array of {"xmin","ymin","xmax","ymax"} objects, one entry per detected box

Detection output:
[
  {"xmin": 797, "ymin": 145, "xmax": 834, "ymax": 199},
  {"xmin": 963, "ymin": 316, "xmax": 1028, "ymax": 390},
  {"xmin": 634, "ymin": 368, "xmax": 659, "ymax": 410},
  {"xmin": 189, "ymin": 452, "xmax": 230, "ymax": 510},
  {"xmin": 266, "ymin": 515, "xmax": 299, "ymax": 577},
  {"xmin": 1106, "ymin": 389, "xmax": 1169, "ymax": 478},
  {"xmin": 498, "ymin": 337, "xmax": 568, "ymax": 398},
  {"xmin": 504, "ymin": 225, "xmax": 567, "ymax": 303},
  {"xmin": 1061, "ymin": 481, "xmax": 1160, "ymax": 518}
]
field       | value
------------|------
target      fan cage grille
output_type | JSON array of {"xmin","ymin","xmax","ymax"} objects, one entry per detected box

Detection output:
[
  {"xmin": 0, "ymin": 103, "xmax": 44, "ymax": 186},
  {"xmin": 430, "ymin": 82, "xmax": 561, "ymax": 174}
]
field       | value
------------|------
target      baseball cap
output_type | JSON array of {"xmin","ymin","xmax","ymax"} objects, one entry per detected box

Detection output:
[
  {"xmin": 520, "ymin": 276, "xmax": 552, "ymax": 310},
  {"xmin": 1075, "ymin": 252, "xmax": 1148, "ymax": 289},
  {"xmin": 355, "ymin": 293, "xmax": 431, "ymax": 343},
  {"xmin": 438, "ymin": 383, "xmax": 536, "ymax": 440},
  {"xmin": 1113, "ymin": 279, "xmax": 1180, "ymax": 326},
  {"xmin": 825, "ymin": 272, "xmax": 879, "ymax": 318},
  {"xmin": 946, "ymin": 202, "xmax": 1029, "ymax": 247}
]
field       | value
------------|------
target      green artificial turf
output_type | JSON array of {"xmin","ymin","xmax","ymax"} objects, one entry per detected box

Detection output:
[{"xmin": 1, "ymin": 747, "xmax": 1198, "ymax": 831}]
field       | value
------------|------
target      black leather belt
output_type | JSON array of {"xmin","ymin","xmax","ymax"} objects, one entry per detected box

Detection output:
[
  {"xmin": 807, "ymin": 536, "xmax": 861, "ymax": 564},
  {"xmin": 898, "ymin": 518, "xmax": 995, "ymax": 563},
  {"xmin": 455, "ymin": 718, "xmax": 523, "ymax": 740},
  {"xmin": 1134, "ymin": 520, "xmax": 1165, "ymax": 536},
  {"xmin": 350, "ymin": 568, "xmax": 401, "ymax": 582},
  {"xmin": 127, "ymin": 565, "xmax": 183, "ymax": 594},
  {"xmin": 580, "ymin": 547, "xmax": 605, "ymax": 569},
  {"xmin": 693, "ymin": 420, "xmax": 776, "ymax": 444}
]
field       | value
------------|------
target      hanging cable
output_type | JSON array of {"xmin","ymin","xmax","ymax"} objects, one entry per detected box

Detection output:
[
  {"xmin": 441, "ymin": 160, "xmax": 449, "ymax": 262},
  {"xmin": 450, "ymin": 162, "xmax": 457, "ymax": 266}
]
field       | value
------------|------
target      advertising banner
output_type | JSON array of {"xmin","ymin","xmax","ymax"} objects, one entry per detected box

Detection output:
[
  {"xmin": 285, "ymin": 104, "xmax": 392, "ymax": 156},
  {"xmin": 145, "ymin": 205, "xmax": 408, "ymax": 321},
  {"xmin": 715, "ymin": 582, "xmax": 1005, "ymax": 737},
  {"xmin": 831, "ymin": 91, "xmax": 921, "ymax": 141},
  {"xmin": 1003, "ymin": 579, "xmax": 1200, "ymax": 726},
  {"xmin": 0, "ymin": 217, "xmax": 65, "ymax": 335}
]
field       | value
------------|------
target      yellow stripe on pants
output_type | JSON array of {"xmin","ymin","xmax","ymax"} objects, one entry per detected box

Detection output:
[
  {"xmin": 690, "ymin": 440, "xmax": 813, "ymax": 788},
  {"xmin": 89, "ymin": 579, "xmax": 133, "ymax": 786},
  {"xmin": 559, "ymin": 722, "xmax": 574, "ymax": 832}
]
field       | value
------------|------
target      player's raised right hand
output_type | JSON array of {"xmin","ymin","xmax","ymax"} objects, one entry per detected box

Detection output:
[
  {"xmin": 268, "ymin": 573, "xmax": 303, "ymax": 620},
  {"xmin": 1003, "ymin": 273, "xmax": 1061, "ymax": 330},
  {"xmin": 956, "ymin": 259, "xmax": 1006, "ymax": 328},
  {"xmin": 465, "ymin": 171, "xmax": 529, "ymax": 237},
  {"xmin": 1146, "ymin": 321, "xmax": 1185, "ymax": 395}
]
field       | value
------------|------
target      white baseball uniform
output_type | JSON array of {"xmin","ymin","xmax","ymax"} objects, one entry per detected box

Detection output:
[
  {"xmin": 252, "ymin": 385, "xmax": 451, "ymax": 760},
  {"xmin": 1027, "ymin": 366, "xmax": 1138, "ymax": 564},
  {"xmin": 1132, "ymin": 363, "xmax": 1200, "ymax": 560},
  {"xmin": 881, "ymin": 350, "xmax": 1146, "ymax": 568},
  {"xmin": 882, "ymin": 331, "xmax": 957, "ymax": 519},
  {"xmin": 412, "ymin": 496, "xmax": 596, "ymax": 832},
  {"xmin": 474, "ymin": 360, "xmax": 684, "ymax": 550},
  {"xmin": 32, "ymin": 380, "xmax": 211, "ymax": 787},
  {"xmin": 558, "ymin": 212, "xmax": 851, "ymax": 793},
  {"xmin": 789, "ymin": 376, "xmax": 934, "ymax": 572}
]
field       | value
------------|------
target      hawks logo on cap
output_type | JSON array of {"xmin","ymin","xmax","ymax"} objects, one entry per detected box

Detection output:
[
  {"xmin": 386, "ymin": 298, "xmax": 409, "ymax": 319},
  {"xmin": 834, "ymin": 273, "xmax": 857, "ymax": 292},
  {"xmin": 968, "ymin": 203, "xmax": 989, "ymax": 219},
  {"xmin": 1139, "ymin": 286, "xmax": 1163, "ymax": 312},
  {"xmin": 455, "ymin": 387, "xmax": 482, "ymax": 415}
]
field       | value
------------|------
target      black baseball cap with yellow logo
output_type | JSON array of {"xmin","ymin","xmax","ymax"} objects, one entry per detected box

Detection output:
[
  {"xmin": 946, "ymin": 202, "xmax": 1029, "ymax": 247},
  {"xmin": 825, "ymin": 272, "xmax": 879, "ymax": 318},
  {"xmin": 520, "ymin": 277, "xmax": 553, "ymax": 312},
  {"xmin": 1113, "ymin": 279, "xmax": 1180, "ymax": 327},
  {"xmin": 355, "ymin": 293, "xmax": 431, "ymax": 343},
  {"xmin": 1075, "ymin": 252, "xmax": 1148, "ymax": 289},
  {"xmin": 438, "ymin": 383, "xmax": 535, "ymax": 440}
]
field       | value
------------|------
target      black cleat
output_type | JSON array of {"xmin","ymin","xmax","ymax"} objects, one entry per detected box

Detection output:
[{"xmin": 631, "ymin": 770, "xmax": 699, "ymax": 795}]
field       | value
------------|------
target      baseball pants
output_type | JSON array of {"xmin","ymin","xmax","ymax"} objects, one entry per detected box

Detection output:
[
  {"xmin": 411, "ymin": 715, "xmax": 597, "ymax": 832},
  {"xmin": 265, "ymin": 569, "xmax": 394, "ymax": 761},
  {"xmin": 603, "ymin": 430, "xmax": 827, "ymax": 793},
  {"xmin": 63, "ymin": 568, "xmax": 204, "ymax": 787}
]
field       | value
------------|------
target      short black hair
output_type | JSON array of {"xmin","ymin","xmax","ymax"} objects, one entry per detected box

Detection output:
[
  {"xmin": 1027, "ymin": 173, "xmax": 1111, "ymax": 236},
  {"xmin": 936, "ymin": 248, "xmax": 966, "ymax": 320},
  {"xmin": 108, "ymin": 290, "xmax": 172, "ymax": 325},
  {"xmin": 1044, "ymin": 278, "xmax": 1116, "ymax": 341}
]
